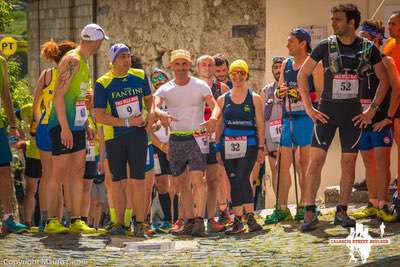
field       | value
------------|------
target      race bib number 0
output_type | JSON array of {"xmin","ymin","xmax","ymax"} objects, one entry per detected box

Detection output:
[
  {"xmin": 224, "ymin": 136, "xmax": 247, "ymax": 159},
  {"xmin": 75, "ymin": 100, "xmax": 88, "ymax": 127},
  {"xmin": 332, "ymin": 74, "xmax": 359, "ymax": 99},
  {"xmin": 86, "ymin": 140, "xmax": 96, "ymax": 161},
  {"xmin": 194, "ymin": 131, "xmax": 210, "ymax": 154},
  {"xmin": 360, "ymin": 99, "xmax": 371, "ymax": 112},
  {"xmin": 269, "ymin": 119, "xmax": 282, "ymax": 143},
  {"xmin": 116, "ymin": 96, "xmax": 140, "ymax": 119}
]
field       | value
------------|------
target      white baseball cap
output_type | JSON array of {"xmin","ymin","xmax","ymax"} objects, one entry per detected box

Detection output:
[{"xmin": 81, "ymin": 23, "xmax": 109, "ymax": 41}]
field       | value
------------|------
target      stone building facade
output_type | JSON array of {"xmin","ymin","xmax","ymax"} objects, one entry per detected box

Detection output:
[{"xmin": 27, "ymin": 0, "xmax": 266, "ymax": 92}]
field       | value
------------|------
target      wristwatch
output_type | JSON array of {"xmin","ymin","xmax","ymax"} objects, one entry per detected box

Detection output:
[{"xmin": 370, "ymin": 102, "xmax": 379, "ymax": 111}]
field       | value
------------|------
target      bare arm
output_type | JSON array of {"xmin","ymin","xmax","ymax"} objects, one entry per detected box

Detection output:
[
  {"xmin": 54, "ymin": 55, "xmax": 80, "ymax": 130},
  {"xmin": 220, "ymin": 83, "xmax": 229, "ymax": 94},
  {"xmin": 1, "ymin": 60, "xmax": 16, "ymax": 128},
  {"xmin": 312, "ymin": 62, "xmax": 324, "ymax": 100},
  {"xmin": 383, "ymin": 57, "xmax": 400, "ymax": 117},
  {"xmin": 32, "ymin": 69, "xmax": 48, "ymax": 123},
  {"xmin": 297, "ymin": 56, "xmax": 318, "ymax": 112},
  {"xmin": 370, "ymin": 61, "xmax": 390, "ymax": 108},
  {"xmin": 253, "ymin": 93, "xmax": 265, "ymax": 147}
]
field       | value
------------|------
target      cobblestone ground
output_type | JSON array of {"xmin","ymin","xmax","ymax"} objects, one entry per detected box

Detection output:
[{"xmin": 0, "ymin": 205, "xmax": 399, "ymax": 267}]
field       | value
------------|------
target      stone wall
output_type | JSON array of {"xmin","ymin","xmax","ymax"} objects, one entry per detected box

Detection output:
[
  {"xmin": 27, "ymin": 0, "xmax": 266, "ymax": 93},
  {"xmin": 27, "ymin": 0, "xmax": 93, "ymax": 92}
]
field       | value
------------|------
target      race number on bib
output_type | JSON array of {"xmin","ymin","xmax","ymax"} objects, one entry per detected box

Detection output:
[
  {"xmin": 116, "ymin": 96, "xmax": 140, "ymax": 119},
  {"xmin": 224, "ymin": 136, "xmax": 247, "ymax": 159},
  {"xmin": 194, "ymin": 131, "xmax": 210, "ymax": 154},
  {"xmin": 86, "ymin": 140, "xmax": 96, "ymax": 161},
  {"xmin": 74, "ymin": 100, "xmax": 88, "ymax": 127},
  {"xmin": 332, "ymin": 74, "xmax": 359, "ymax": 99},
  {"xmin": 360, "ymin": 99, "xmax": 371, "ymax": 112},
  {"xmin": 154, "ymin": 154, "xmax": 161, "ymax": 175},
  {"xmin": 269, "ymin": 119, "xmax": 282, "ymax": 143}
]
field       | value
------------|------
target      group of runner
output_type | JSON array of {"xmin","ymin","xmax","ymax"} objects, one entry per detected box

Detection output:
[{"xmin": 1, "ymin": 3, "xmax": 400, "ymax": 237}]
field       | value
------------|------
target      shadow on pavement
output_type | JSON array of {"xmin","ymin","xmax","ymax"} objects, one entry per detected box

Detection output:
[
  {"xmin": 39, "ymin": 233, "xmax": 106, "ymax": 251},
  {"xmin": 361, "ymin": 255, "xmax": 400, "ymax": 267}
]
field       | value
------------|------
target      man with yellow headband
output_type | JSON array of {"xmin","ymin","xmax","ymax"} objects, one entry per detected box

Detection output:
[{"xmin": 154, "ymin": 49, "xmax": 220, "ymax": 237}]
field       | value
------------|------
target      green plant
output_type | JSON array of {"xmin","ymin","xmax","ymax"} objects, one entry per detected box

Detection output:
[{"xmin": 0, "ymin": 0, "xmax": 14, "ymax": 32}]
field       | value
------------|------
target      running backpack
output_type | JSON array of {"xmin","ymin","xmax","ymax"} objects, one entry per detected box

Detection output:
[{"xmin": 327, "ymin": 35, "xmax": 373, "ymax": 78}]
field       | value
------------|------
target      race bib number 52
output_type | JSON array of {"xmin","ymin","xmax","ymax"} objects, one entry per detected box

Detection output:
[{"xmin": 332, "ymin": 74, "xmax": 359, "ymax": 99}]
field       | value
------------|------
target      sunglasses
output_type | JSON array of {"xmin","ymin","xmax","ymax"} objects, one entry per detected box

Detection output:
[
  {"xmin": 230, "ymin": 70, "xmax": 247, "ymax": 76},
  {"xmin": 151, "ymin": 75, "xmax": 166, "ymax": 84},
  {"xmin": 272, "ymin": 57, "xmax": 285, "ymax": 64}
]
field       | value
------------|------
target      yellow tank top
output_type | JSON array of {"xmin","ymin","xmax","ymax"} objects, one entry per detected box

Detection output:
[{"xmin": 40, "ymin": 68, "xmax": 59, "ymax": 124}]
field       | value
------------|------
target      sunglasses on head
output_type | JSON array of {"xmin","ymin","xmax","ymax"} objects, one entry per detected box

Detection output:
[
  {"xmin": 151, "ymin": 75, "xmax": 166, "ymax": 84},
  {"xmin": 272, "ymin": 57, "xmax": 285, "ymax": 64},
  {"xmin": 230, "ymin": 70, "xmax": 247, "ymax": 76}
]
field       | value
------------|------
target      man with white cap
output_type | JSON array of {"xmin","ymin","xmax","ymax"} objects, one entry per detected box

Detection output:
[
  {"xmin": 94, "ymin": 43, "xmax": 153, "ymax": 237},
  {"xmin": 44, "ymin": 23, "xmax": 108, "ymax": 234},
  {"xmin": 154, "ymin": 49, "xmax": 220, "ymax": 237}
]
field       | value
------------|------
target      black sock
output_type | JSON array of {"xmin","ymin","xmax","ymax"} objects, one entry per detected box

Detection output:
[
  {"xmin": 336, "ymin": 205, "xmax": 347, "ymax": 213},
  {"xmin": 305, "ymin": 205, "xmax": 317, "ymax": 213},
  {"xmin": 173, "ymin": 194, "xmax": 179, "ymax": 222},
  {"xmin": 159, "ymin": 193, "xmax": 172, "ymax": 222},
  {"xmin": 81, "ymin": 216, "xmax": 88, "ymax": 223}
]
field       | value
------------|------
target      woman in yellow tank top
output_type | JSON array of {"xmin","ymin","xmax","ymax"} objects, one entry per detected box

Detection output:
[{"xmin": 31, "ymin": 40, "xmax": 77, "ymax": 231}]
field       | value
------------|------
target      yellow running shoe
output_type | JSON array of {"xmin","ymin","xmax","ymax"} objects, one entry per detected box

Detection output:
[
  {"xmin": 44, "ymin": 219, "xmax": 70, "ymax": 234},
  {"xmin": 69, "ymin": 219, "xmax": 97, "ymax": 234},
  {"xmin": 377, "ymin": 206, "xmax": 397, "ymax": 223},
  {"xmin": 352, "ymin": 203, "xmax": 378, "ymax": 219}
]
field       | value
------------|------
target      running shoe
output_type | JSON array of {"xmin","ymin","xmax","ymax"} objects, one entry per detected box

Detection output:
[
  {"xmin": 171, "ymin": 220, "xmax": 194, "ymax": 236},
  {"xmin": 394, "ymin": 193, "xmax": 400, "ymax": 220},
  {"xmin": 144, "ymin": 223, "xmax": 156, "ymax": 236},
  {"xmin": 134, "ymin": 222, "xmax": 145, "ymax": 238},
  {"xmin": 351, "ymin": 202, "xmax": 378, "ymax": 219},
  {"xmin": 246, "ymin": 212, "xmax": 262, "ymax": 232},
  {"xmin": 44, "ymin": 218, "xmax": 69, "ymax": 234},
  {"xmin": 334, "ymin": 210, "xmax": 356, "ymax": 228},
  {"xmin": 299, "ymin": 210, "xmax": 319, "ymax": 232},
  {"xmin": 377, "ymin": 205, "xmax": 397, "ymax": 223},
  {"xmin": 218, "ymin": 209, "xmax": 233, "ymax": 225},
  {"xmin": 191, "ymin": 217, "xmax": 205, "ymax": 237},
  {"xmin": 225, "ymin": 216, "xmax": 245, "ymax": 235},
  {"xmin": 69, "ymin": 219, "xmax": 97, "ymax": 234},
  {"xmin": 108, "ymin": 224, "xmax": 126, "ymax": 235},
  {"xmin": 1, "ymin": 215, "xmax": 28, "ymax": 234},
  {"xmin": 264, "ymin": 208, "xmax": 293, "ymax": 224},
  {"xmin": 171, "ymin": 218, "xmax": 184, "ymax": 232},
  {"xmin": 207, "ymin": 218, "xmax": 225, "ymax": 233},
  {"xmin": 294, "ymin": 205, "xmax": 305, "ymax": 221}
]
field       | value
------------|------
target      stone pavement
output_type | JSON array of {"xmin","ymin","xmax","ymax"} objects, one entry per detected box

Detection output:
[{"xmin": 1, "ymin": 205, "xmax": 399, "ymax": 267}]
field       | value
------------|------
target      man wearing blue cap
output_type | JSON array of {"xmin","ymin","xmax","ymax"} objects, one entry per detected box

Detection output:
[
  {"xmin": 265, "ymin": 28, "xmax": 323, "ymax": 225},
  {"xmin": 297, "ymin": 4, "xmax": 389, "ymax": 231},
  {"xmin": 94, "ymin": 43, "xmax": 153, "ymax": 237}
]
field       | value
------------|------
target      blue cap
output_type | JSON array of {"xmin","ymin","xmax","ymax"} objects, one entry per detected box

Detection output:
[
  {"xmin": 108, "ymin": 43, "xmax": 130, "ymax": 63},
  {"xmin": 291, "ymin": 28, "xmax": 312, "ymax": 52}
]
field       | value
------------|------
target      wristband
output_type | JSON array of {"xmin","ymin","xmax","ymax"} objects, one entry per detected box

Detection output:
[
  {"xmin": 370, "ymin": 102, "xmax": 379, "ymax": 111},
  {"xmin": 124, "ymin": 118, "xmax": 130, "ymax": 127}
]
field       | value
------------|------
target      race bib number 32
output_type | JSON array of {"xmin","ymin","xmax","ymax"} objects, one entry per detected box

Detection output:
[
  {"xmin": 116, "ymin": 96, "xmax": 140, "ymax": 119},
  {"xmin": 224, "ymin": 136, "xmax": 247, "ymax": 159},
  {"xmin": 332, "ymin": 74, "xmax": 359, "ymax": 99}
]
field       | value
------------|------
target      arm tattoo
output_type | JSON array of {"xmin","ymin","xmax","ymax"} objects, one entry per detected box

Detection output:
[{"xmin": 58, "ymin": 58, "xmax": 78, "ymax": 88}]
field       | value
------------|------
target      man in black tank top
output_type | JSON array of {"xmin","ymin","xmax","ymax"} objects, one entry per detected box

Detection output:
[
  {"xmin": 297, "ymin": 4, "xmax": 390, "ymax": 231},
  {"xmin": 196, "ymin": 55, "xmax": 229, "ymax": 233},
  {"xmin": 352, "ymin": 21, "xmax": 400, "ymax": 223}
]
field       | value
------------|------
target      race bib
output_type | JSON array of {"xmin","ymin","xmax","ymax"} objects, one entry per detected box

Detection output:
[
  {"xmin": 146, "ymin": 147, "xmax": 151, "ymax": 165},
  {"xmin": 360, "ymin": 99, "xmax": 371, "ymax": 112},
  {"xmin": 286, "ymin": 98, "xmax": 304, "ymax": 112},
  {"xmin": 269, "ymin": 119, "xmax": 282, "ymax": 143},
  {"xmin": 194, "ymin": 131, "xmax": 210, "ymax": 154},
  {"xmin": 86, "ymin": 140, "xmax": 96, "ymax": 161},
  {"xmin": 332, "ymin": 74, "xmax": 359, "ymax": 99},
  {"xmin": 154, "ymin": 154, "xmax": 161, "ymax": 175},
  {"xmin": 115, "ymin": 96, "xmax": 140, "ymax": 119},
  {"xmin": 224, "ymin": 136, "xmax": 247, "ymax": 159},
  {"xmin": 74, "ymin": 100, "xmax": 88, "ymax": 126}
]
